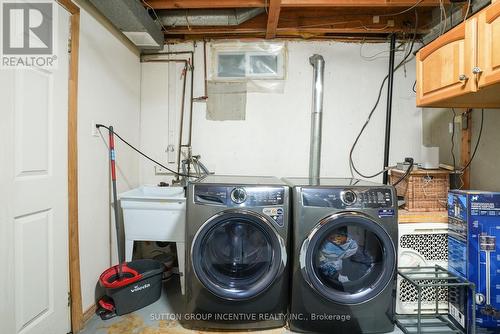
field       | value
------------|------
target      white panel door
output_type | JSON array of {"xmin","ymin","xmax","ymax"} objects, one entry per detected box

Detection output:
[{"xmin": 0, "ymin": 5, "xmax": 71, "ymax": 334}]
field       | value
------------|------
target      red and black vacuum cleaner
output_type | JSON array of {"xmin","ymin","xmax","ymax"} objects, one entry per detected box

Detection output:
[{"xmin": 95, "ymin": 125, "xmax": 164, "ymax": 320}]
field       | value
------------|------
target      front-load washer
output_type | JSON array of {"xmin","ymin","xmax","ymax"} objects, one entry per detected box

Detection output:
[
  {"xmin": 284, "ymin": 178, "xmax": 398, "ymax": 333},
  {"xmin": 184, "ymin": 175, "xmax": 290, "ymax": 330}
]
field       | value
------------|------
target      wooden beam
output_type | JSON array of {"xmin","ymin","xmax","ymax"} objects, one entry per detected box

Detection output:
[
  {"xmin": 460, "ymin": 109, "xmax": 472, "ymax": 189},
  {"xmin": 57, "ymin": 0, "xmax": 79, "ymax": 14},
  {"xmin": 164, "ymin": 10, "xmax": 427, "ymax": 36},
  {"xmin": 266, "ymin": 0, "xmax": 282, "ymax": 38},
  {"xmin": 165, "ymin": 26, "xmax": 421, "ymax": 36},
  {"xmin": 148, "ymin": 0, "xmax": 447, "ymax": 9},
  {"xmin": 57, "ymin": 0, "xmax": 83, "ymax": 333},
  {"xmin": 146, "ymin": 0, "xmax": 265, "ymax": 9},
  {"xmin": 83, "ymin": 304, "xmax": 97, "ymax": 325},
  {"xmin": 68, "ymin": 12, "xmax": 83, "ymax": 334},
  {"xmin": 281, "ymin": 0, "xmax": 449, "ymax": 7}
]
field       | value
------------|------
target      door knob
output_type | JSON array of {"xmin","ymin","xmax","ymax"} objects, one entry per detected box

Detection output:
[{"xmin": 459, "ymin": 74, "xmax": 469, "ymax": 81}]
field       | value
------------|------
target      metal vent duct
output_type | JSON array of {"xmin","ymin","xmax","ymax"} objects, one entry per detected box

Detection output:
[
  {"xmin": 309, "ymin": 54, "xmax": 325, "ymax": 182},
  {"xmin": 158, "ymin": 8, "xmax": 265, "ymax": 26},
  {"xmin": 88, "ymin": 0, "xmax": 163, "ymax": 50}
]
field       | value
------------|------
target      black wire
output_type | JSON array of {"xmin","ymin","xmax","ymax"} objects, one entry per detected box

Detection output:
[
  {"xmin": 393, "ymin": 159, "xmax": 414, "ymax": 187},
  {"xmin": 450, "ymin": 108, "xmax": 457, "ymax": 172},
  {"xmin": 96, "ymin": 124, "xmax": 196, "ymax": 178},
  {"xmin": 412, "ymin": 80, "xmax": 416, "ymax": 93},
  {"xmin": 349, "ymin": 10, "xmax": 418, "ymax": 179},
  {"xmin": 460, "ymin": 108, "xmax": 484, "ymax": 172}
]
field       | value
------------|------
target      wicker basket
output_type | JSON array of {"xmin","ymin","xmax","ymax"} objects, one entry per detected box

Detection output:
[{"xmin": 390, "ymin": 169, "xmax": 450, "ymax": 212}]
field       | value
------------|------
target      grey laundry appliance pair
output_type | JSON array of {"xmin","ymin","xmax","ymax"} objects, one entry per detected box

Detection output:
[{"xmin": 184, "ymin": 175, "xmax": 398, "ymax": 334}]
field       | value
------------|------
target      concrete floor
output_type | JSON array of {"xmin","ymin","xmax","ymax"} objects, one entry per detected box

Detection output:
[{"xmin": 79, "ymin": 276, "xmax": 408, "ymax": 334}]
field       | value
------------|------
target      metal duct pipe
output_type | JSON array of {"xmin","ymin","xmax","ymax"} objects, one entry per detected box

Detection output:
[
  {"xmin": 309, "ymin": 54, "xmax": 325, "ymax": 182},
  {"xmin": 88, "ymin": 0, "xmax": 163, "ymax": 50},
  {"xmin": 158, "ymin": 8, "xmax": 265, "ymax": 27}
]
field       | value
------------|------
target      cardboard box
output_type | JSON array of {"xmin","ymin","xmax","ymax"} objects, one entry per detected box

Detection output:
[{"xmin": 448, "ymin": 190, "xmax": 500, "ymax": 330}]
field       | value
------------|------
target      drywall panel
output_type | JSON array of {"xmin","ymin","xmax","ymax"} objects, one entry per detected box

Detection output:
[
  {"xmin": 77, "ymin": 9, "xmax": 141, "ymax": 311},
  {"xmin": 469, "ymin": 109, "xmax": 500, "ymax": 190},
  {"xmin": 140, "ymin": 41, "xmax": 422, "ymax": 184},
  {"xmin": 423, "ymin": 108, "xmax": 500, "ymax": 191}
]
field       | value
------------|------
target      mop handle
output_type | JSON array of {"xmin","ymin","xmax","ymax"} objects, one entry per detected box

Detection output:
[
  {"xmin": 108, "ymin": 126, "xmax": 123, "ymax": 280},
  {"xmin": 109, "ymin": 128, "xmax": 116, "ymax": 182}
]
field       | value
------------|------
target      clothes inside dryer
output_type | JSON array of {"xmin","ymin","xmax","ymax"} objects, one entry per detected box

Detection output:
[{"xmin": 314, "ymin": 225, "xmax": 384, "ymax": 295}]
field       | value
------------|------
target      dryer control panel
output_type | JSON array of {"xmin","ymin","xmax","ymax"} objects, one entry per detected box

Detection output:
[
  {"xmin": 194, "ymin": 185, "xmax": 285, "ymax": 207},
  {"xmin": 302, "ymin": 187, "xmax": 393, "ymax": 209}
]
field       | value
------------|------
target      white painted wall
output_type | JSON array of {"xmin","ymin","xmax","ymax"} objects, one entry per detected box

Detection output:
[
  {"xmin": 140, "ymin": 41, "xmax": 422, "ymax": 184},
  {"xmin": 77, "ymin": 9, "xmax": 141, "ymax": 311}
]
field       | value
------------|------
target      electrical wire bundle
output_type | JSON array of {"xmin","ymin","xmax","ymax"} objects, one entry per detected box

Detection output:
[{"xmin": 349, "ymin": 10, "xmax": 418, "ymax": 185}]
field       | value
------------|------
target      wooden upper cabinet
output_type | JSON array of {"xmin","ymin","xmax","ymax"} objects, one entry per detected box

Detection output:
[
  {"xmin": 416, "ymin": 2, "xmax": 500, "ymax": 108},
  {"xmin": 416, "ymin": 18, "xmax": 478, "ymax": 107},
  {"xmin": 478, "ymin": 1, "xmax": 500, "ymax": 88}
]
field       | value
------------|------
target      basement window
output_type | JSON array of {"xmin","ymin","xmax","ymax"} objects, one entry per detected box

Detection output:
[
  {"xmin": 217, "ymin": 54, "xmax": 246, "ymax": 78},
  {"xmin": 212, "ymin": 42, "xmax": 286, "ymax": 81}
]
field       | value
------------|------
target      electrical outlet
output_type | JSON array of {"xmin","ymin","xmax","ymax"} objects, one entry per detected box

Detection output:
[
  {"xmin": 92, "ymin": 120, "xmax": 99, "ymax": 137},
  {"xmin": 373, "ymin": 16, "xmax": 380, "ymax": 24},
  {"xmin": 155, "ymin": 166, "xmax": 171, "ymax": 175},
  {"xmin": 387, "ymin": 20, "xmax": 395, "ymax": 27}
]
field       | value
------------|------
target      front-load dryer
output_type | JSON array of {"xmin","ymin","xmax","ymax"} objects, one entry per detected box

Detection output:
[
  {"xmin": 284, "ymin": 178, "xmax": 398, "ymax": 333},
  {"xmin": 184, "ymin": 175, "xmax": 290, "ymax": 330}
]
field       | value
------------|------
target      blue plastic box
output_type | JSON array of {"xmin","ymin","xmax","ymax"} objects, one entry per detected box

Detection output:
[{"xmin": 448, "ymin": 190, "xmax": 500, "ymax": 330}]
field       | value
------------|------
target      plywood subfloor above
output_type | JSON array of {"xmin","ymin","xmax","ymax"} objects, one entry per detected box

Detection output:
[{"xmin": 143, "ymin": 0, "xmax": 455, "ymax": 40}]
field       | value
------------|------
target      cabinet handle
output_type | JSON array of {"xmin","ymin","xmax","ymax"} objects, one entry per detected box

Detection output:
[
  {"xmin": 459, "ymin": 74, "xmax": 469, "ymax": 81},
  {"xmin": 472, "ymin": 67, "xmax": 482, "ymax": 75}
]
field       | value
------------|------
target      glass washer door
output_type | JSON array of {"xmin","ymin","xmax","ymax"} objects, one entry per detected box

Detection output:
[
  {"xmin": 191, "ymin": 210, "xmax": 285, "ymax": 300},
  {"xmin": 300, "ymin": 212, "xmax": 396, "ymax": 305}
]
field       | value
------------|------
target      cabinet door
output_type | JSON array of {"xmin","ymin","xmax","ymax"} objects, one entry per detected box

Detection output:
[
  {"xmin": 416, "ymin": 19, "xmax": 478, "ymax": 107},
  {"xmin": 478, "ymin": 1, "xmax": 500, "ymax": 88}
]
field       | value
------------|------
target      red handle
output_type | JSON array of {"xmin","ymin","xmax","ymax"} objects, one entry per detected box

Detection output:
[
  {"xmin": 109, "ymin": 127, "xmax": 116, "ymax": 181},
  {"xmin": 99, "ymin": 264, "xmax": 142, "ymax": 289}
]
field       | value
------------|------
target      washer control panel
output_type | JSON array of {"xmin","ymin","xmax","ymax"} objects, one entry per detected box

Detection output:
[
  {"xmin": 194, "ymin": 185, "xmax": 285, "ymax": 207},
  {"xmin": 230, "ymin": 187, "xmax": 247, "ymax": 204},
  {"xmin": 302, "ymin": 187, "xmax": 393, "ymax": 209},
  {"xmin": 341, "ymin": 190, "xmax": 357, "ymax": 206}
]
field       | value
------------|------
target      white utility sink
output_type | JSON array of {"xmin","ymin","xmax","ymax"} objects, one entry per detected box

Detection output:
[
  {"xmin": 120, "ymin": 185, "xmax": 184, "ymax": 199},
  {"xmin": 120, "ymin": 185, "xmax": 186, "ymax": 294}
]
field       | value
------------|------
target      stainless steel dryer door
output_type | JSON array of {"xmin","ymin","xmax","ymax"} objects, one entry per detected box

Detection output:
[
  {"xmin": 300, "ymin": 211, "xmax": 396, "ymax": 305},
  {"xmin": 191, "ymin": 209, "xmax": 286, "ymax": 300}
]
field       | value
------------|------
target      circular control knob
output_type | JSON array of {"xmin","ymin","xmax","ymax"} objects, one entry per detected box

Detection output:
[
  {"xmin": 341, "ymin": 190, "xmax": 357, "ymax": 205},
  {"xmin": 231, "ymin": 187, "xmax": 247, "ymax": 204}
]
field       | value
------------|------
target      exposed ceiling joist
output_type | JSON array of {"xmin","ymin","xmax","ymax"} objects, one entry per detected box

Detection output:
[
  {"xmin": 280, "ymin": 0, "xmax": 448, "ymax": 7},
  {"xmin": 146, "ymin": 0, "xmax": 449, "ymax": 9},
  {"xmin": 266, "ymin": 0, "xmax": 282, "ymax": 38},
  {"xmin": 145, "ymin": 0, "xmax": 264, "ymax": 9},
  {"xmin": 146, "ymin": 0, "xmax": 440, "ymax": 41},
  {"xmin": 162, "ymin": 7, "xmax": 430, "ymax": 39}
]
